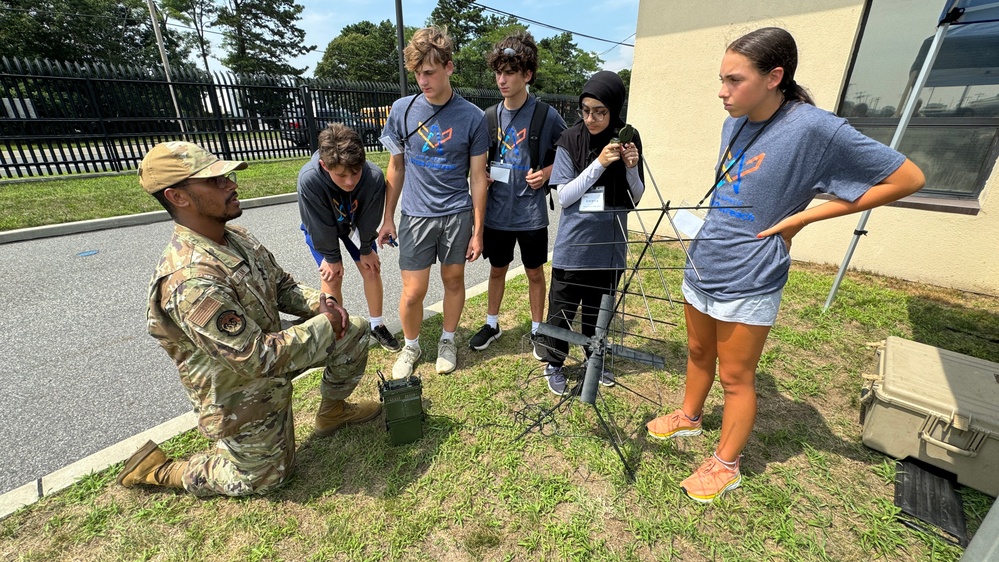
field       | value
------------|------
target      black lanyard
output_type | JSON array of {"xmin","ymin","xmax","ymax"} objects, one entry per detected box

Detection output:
[
  {"xmin": 696, "ymin": 98, "xmax": 788, "ymax": 208},
  {"xmin": 495, "ymin": 100, "xmax": 527, "ymax": 162},
  {"xmin": 402, "ymin": 91, "xmax": 455, "ymax": 144}
]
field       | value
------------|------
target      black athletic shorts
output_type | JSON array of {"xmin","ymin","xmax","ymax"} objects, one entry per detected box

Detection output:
[{"xmin": 482, "ymin": 226, "xmax": 548, "ymax": 269}]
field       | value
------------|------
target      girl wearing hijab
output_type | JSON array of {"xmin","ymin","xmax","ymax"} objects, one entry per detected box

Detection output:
[
  {"xmin": 646, "ymin": 27, "xmax": 925, "ymax": 503},
  {"xmin": 539, "ymin": 71, "xmax": 645, "ymax": 396}
]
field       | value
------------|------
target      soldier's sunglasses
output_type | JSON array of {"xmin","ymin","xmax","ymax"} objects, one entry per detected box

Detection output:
[{"xmin": 179, "ymin": 172, "xmax": 237, "ymax": 190}]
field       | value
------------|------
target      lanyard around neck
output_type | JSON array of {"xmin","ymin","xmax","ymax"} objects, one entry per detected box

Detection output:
[
  {"xmin": 495, "ymin": 99, "xmax": 528, "ymax": 161},
  {"xmin": 402, "ymin": 91, "xmax": 454, "ymax": 143},
  {"xmin": 697, "ymin": 98, "xmax": 788, "ymax": 208}
]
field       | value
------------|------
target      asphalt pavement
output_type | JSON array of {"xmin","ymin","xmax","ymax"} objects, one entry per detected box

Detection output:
[{"xmin": 0, "ymin": 199, "xmax": 558, "ymax": 495}]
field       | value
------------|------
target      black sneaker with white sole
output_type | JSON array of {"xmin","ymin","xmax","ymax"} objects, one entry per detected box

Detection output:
[
  {"xmin": 529, "ymin": 332, "xmax": 545, "ymax": 361},
  {"xmin": 469, "ymin": 324, "xmax": 502, "ymax": 350},
  {"xmin": 371, "ymin": 324, "xmax": 402, "ymax": 352}
]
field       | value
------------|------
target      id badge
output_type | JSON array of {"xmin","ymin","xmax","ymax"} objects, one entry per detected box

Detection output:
[
  {"xmin": 349, "ymin": 227, "xmax": 362, "ymax": 249},
  {"xmin": 579, "ymin": 186, "xmax": 605, "ymax": 213},
  {"xmin": 489, "ymin": 162, "xmax": 512, "ymax": 184},
  {"xmin": 379, "ymin": 134, "xmax": 403, "ymax": 156},
  {"xmin": 672, "ymin": 210, "xmax": 705, "ymax": 238}
]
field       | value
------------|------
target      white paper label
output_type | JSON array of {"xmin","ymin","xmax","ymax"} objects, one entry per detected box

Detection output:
[{"xmin": 349, "ymin": 227, "xmax": 361, "ymax": 249}]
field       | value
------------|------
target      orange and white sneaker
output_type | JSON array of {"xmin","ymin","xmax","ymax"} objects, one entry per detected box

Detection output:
[
  {"xmin": 680, "ymin": 454, "xmax": 742, "ymax": 503},
  {"xmin": 646, "ymin": 409, "xmax": 702, "ymax": 441}
]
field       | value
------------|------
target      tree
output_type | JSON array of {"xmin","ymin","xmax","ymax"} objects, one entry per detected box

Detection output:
[
  {"xmin": 426, "ymin": 0, "xmax": 512, "ymax": 53},
  {"xmin": 315, "ymin": 20, "xmax": 401, "ymax": 83},
  {"xmin": 163, "ymin": 0, "xmax": 218, "ymax": 75},
  {"xmin": 0, "ymin": 0, "xmax": 195, "ymax": 69},
  {"xmin": 450, "ymin": 23, "xmax": 525, "ymax": 90},
  {"xmin": 214, "ymin": 0, "xmax": 314, "ymax": 77},
  {"xmin": 617, "ymin": 68, "xmax": 631, "ymax": 99},
  {"xmin": 534, "ymin": 32, "xmax": 602, "ymax": 95}
]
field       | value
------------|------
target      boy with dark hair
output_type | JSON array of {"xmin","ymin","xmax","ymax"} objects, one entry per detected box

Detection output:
[
  {"xmin": 377, "ymin": 26, "xmax": 490, "ymax": 378},
  {"xmin": 297, "ymin": 122, "xmax": 401, "ymax": 352},
  {"xmin": 468, "ymin": 30, "xmax": 567, "ymax": 355}
]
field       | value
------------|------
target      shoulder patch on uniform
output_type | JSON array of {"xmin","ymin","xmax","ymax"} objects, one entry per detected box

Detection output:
[
  {"xmin": 216, "ymin": 310, "xmax": 246, "ymax": 336},
  {"xmin": 188, "ymin": 295, "xmax": 223, "ymax": 328}
]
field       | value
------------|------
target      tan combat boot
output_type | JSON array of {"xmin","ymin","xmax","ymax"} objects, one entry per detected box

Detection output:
[
  {"xmin": 117, "ymin": 440, "xmax": 189, "ymax": 489},
  {"xmin": 315, "ymin": 398, "xmax": 382, "ymax": 437}
]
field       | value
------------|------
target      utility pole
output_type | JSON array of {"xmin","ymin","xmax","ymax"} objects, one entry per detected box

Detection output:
[
  {"xmin": 146, "ymin": 0, "xmax": 187, "ymax": 136},
  {"xmin": 395, "ymin": 0, "xmax": 407, "ymax": 97}
]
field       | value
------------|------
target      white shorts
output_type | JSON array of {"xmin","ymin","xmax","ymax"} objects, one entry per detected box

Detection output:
[{"xmin": 681, "ymin": 280, "xmax": 783, "ymax": 326}]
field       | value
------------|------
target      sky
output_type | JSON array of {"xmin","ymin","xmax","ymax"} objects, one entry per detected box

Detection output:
[{"xmin": 195, "ymin": 0, "xmax": 639, "ymax": 77}]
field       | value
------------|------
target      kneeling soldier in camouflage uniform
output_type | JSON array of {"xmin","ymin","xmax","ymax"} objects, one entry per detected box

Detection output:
[{"xmin": 118, "ymin": 141, "xmax": 381, "ymax": 497}]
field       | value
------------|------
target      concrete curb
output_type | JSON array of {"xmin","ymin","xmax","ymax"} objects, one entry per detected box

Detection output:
[
  {"xmin": 0, "ymin": 258, "xmax": 536, "ymax": 520},
  {"xmin": 0, "ymin": 193, "xmax": 298, "ymax": 245},
  {"xmin": 0, "ymin": 413, "xmax": 198, "ymax": 519}
]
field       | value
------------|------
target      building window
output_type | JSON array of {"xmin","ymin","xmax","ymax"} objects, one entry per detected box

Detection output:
[{"xmin": 839, "ymin": 0, "xmax": 999, "ymax": 201}]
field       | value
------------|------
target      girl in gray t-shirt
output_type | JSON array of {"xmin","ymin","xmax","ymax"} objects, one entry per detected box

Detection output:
[
  {"xmin": 647, "ymin": 27, "xmax": 925, "ymax": 504},
  {"xmin": 539, "ymin": 71, "xmax": 644, "ymax": 396}
]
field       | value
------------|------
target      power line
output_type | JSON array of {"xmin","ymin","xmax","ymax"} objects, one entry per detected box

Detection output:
[
  {"xmin": 470, "ymin": 2, "xmax": 635, "ymax": 48},
  {"xmin": 165, "ymin": 21, "xmax": 226, "ymax": 38},
  {"xmin": 599, "ymin": 33, "xmax": 635, "ymax": 56}
]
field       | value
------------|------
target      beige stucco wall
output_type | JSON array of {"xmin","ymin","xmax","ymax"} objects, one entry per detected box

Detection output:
[{"xmin": 629, "ymin": 1, "xmax": 998, "ymax": 296}]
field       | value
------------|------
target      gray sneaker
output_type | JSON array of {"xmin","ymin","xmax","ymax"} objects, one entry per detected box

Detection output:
[
  {"xmin": 392, "ymin": 344, "xmax": 422, "ymax": 380},
  {"xmin": 436, "ymin": 338, "xmax": 457, "ymax": 374},
  {"xmin": 545, "ymin": 364, "xmax": 568, "ymax": 396}
]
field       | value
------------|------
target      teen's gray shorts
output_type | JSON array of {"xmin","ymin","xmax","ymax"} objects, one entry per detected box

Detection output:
[
  {"xmin": 681, "ymin": 279, "xmax": 783, "ymax": 326},
  {"xmin": 398, "ymin": 211, "xmax": 473, "ymax": 271}
]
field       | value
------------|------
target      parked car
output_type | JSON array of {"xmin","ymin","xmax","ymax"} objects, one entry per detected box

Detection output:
[{"xmin": 281, "ymin": 108, "xmax": 381, "ymax": 147}]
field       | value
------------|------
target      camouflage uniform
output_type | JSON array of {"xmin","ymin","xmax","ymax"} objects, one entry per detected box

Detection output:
[{"xmin": 147, "ymin": 223, "xmax": 369, "ymax": 497}]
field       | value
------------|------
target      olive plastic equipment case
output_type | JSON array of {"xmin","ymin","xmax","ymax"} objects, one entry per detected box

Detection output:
[
  {"xmin": 860, "ymin": 337, "xmax": 999, "ymax": 497},
  {"xmin": 378, "ymin": 373, "xmax": 425, "ymax": 446}
]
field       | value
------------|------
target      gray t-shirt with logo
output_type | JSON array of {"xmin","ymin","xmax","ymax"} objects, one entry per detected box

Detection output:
[
  {"xmin": 686, "ymin": 101, "xmax": 905, "ymax": 300},
  {"xmin": 484, "ymin": 98, "xmax": 567, "ymax": 231},
  {"xmin": 382, "ymin": 93, "xmax": 490, "ymax": 218}
]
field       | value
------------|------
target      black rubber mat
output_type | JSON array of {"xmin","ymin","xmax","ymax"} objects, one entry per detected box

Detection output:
[{"xmin": 894, "ymin": 459, "xmax": 968, "ymax": 547}]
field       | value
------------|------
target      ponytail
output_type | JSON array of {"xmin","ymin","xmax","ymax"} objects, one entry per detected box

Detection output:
[{"xmin": 781, "ymin": 78, "xmax": 814, "ymax": 106}]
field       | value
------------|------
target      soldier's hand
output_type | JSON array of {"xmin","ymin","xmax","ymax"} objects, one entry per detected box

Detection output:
[{"xmin": 319, "ymin": 293, "xmax": 349, "ymax": 339}]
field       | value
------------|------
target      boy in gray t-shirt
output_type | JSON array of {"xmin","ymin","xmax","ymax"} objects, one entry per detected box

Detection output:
[
  {"xmin": 468, "ymin": 31, "xmax": 567, "ymax": 357},
  {"xmin": 377, "ymin": 26, "xmax": 490, "ymax": 380}
]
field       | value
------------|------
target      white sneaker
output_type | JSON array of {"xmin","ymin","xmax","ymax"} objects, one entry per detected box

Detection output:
[
  {"xmin": 392, "ymin": 344, "xmax": 422, "ymax": 379},
  {"xmin": 436, "ymin": 338, "xmax": 457, "ymax": 374}
]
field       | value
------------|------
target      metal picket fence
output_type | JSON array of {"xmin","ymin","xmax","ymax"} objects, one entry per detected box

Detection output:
[{"xmin": 0, "ymin": 57, "xmax": 579, "ymax": 180}]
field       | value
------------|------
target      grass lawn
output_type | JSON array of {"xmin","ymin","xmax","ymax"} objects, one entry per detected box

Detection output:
[
  {"xmin": 1, "ymin": 244, "xmax": 996, "ymax": 561},
  {"xmin": 0, "ymin": 152, "xmax": 392, "ymax": 232}
]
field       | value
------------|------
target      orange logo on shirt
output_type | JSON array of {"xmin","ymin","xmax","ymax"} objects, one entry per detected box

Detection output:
[{"xmin": 723, "ymin": 152, "xmax": 765, "ymax": 184}]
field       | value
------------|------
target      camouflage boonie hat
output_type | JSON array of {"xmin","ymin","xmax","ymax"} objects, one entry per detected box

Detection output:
[{"xmin": 138, "ymin": 141, "xmax": 248, "ymax": 194}]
